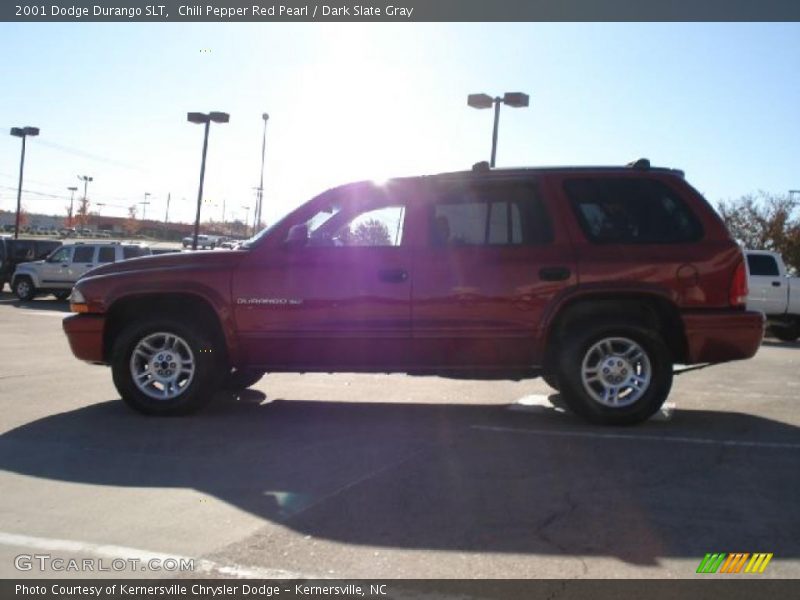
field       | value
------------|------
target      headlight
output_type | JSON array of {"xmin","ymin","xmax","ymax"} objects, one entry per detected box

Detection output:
[{"xmin": 70, "ymin": 287, "xmax": 85, "ymax": 304}]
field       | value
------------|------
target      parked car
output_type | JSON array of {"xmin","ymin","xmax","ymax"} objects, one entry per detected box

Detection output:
[
  {"xmin": 12, "ymin": 242, "xmax": 151, "ymax": 301},
  {"xmin": 0, "ymin": 238, "xmax": 63, "ymax": 291},
  {"xmin": 59, "ymin": 228, "xmax": 77, "ymax": 238},
  {"xmin": 745, "ymin": 250, "xmax": 800, "ymax": 342},
  {"xmin": 182, "ymin": 234, "xmax": 217, "ymax": 249},
  {"xmin": 64, "ymin": 160, "xmax": 763, "ymax": 424}
]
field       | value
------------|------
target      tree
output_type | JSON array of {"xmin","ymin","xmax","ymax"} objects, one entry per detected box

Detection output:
[
  {"xmin": 76, "ymin": 195, "xmax": 90, "ymax": 228},
  {"xmin": 123, "ymin": 204, "xmax": 139, "ymax": 236},
  {"xmin": 17, "ymin": 206, "xmax": 29, "ymax": 230},
  {"xmin": 350, "ymin": 218, "xmax": 391, "ymax": 246},
  {"xmin": 717, "ymin": 192, "xmax": 800, "ymax": 273}
]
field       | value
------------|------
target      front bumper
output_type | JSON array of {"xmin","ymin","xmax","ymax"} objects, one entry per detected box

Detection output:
[
  {"xmin": 682, "ymin": 309, "xmax": 764, "ymax": 364},
  {"xmin": 63, "ymin": 313, "xmax": 107, "ymax": 364}
]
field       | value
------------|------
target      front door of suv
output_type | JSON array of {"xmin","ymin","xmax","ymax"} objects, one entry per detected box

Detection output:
[
  {"xmin": 38, "ymin": 246, "xmax": 73, "ymax": 286},
  {"xmin": 233, "ymin": 183, "xmax": 413, "ymax": 370},
  {"xmin": 411, "ymin": 178, "xmax": 576, "ymax": 370}
]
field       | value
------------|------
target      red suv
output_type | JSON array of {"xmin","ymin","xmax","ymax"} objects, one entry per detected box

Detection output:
[{"xmin": 63, "ymin": 161, "xmax": 763, "ymax": 425}]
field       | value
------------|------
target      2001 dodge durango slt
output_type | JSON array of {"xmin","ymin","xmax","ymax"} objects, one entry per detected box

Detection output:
[{"xmin": 63, "ymin": 160, "xmax": 764, "ymax": 425}]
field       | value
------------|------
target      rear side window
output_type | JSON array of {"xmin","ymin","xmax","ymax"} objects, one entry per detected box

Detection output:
[
  {"xmin": 98, "ymin": 247, "xmax": 116, "ymax": 263},
  {"xmin": 122, "ymin": 246, "xmax": 149, "ymax": 259},
  {"xmin": 747, "ymin": 254, "xmax": 780, "ymax": 276},
  {"xmin": 431, "ymin": 181, "xmax": 553, "ymax": 247},
  {"xmin": 564, "ymin": 178, "xmax": 703, "ymax": 244},
  {"xmin": 72, "ymin": 246, "xmax": 95, "ymax": 263},
  {"xmin": 13, "ymin": 241, "xmax": 35, "ymax": 261}
]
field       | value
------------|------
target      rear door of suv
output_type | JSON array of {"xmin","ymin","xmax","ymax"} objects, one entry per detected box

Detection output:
[{"xmin": 410, "ymin": 176, "xmax": 577, "ymax": 369}]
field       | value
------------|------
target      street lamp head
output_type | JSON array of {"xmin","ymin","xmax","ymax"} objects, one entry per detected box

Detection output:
[
  {"xmin": 10, "ymin": 126, "xmax": 39, "ymax": 137},
  {"xmin": 262, "ymin": 113, "xmax": 269, "ymax": 121},
  {"xmin": 502, "ymin": 92, "xmax": 529, "ymax": 108},
  {"xmin": 187, "ymin": 112, "xmax": 209, "ymax": 124},
  {"xmin": 209, "ymin": 112, "xmax": 230, "ymax": 124},
  {"xmin": 68, "ymin": 186, "xmax": 78, "ymax": 192},
  {"xmin": 467, "ymin": 93, "xmax": 494, "ymax": 109}
]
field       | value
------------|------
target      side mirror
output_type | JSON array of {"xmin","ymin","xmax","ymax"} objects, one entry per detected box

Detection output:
[{"xmin": 285, "ymin": 223, "xmax": 309, "ymax": 249}]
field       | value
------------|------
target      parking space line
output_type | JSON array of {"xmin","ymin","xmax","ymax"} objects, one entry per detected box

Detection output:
[
  {"xmin": 0, "ymin": 531, "xmax": 312, "ymax": 579},
  {"xmin": 470, "ymin": 425, "xmax": 800, "ymax": 450}
]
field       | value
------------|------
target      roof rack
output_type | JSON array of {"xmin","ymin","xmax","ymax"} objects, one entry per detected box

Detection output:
[{"xmin": 627, "ymin": 158, "xmax": 651, "ymax": 170}]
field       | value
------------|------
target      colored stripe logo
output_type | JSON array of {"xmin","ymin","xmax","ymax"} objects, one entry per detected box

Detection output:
[{"xmin": 697, "ymin": 553, "xmax": 773, "ymax": 574}]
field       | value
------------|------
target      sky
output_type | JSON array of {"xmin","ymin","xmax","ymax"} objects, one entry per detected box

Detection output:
[{"xmin": 0, "ymin": 22, "xmax": 799, "ymax": 228}]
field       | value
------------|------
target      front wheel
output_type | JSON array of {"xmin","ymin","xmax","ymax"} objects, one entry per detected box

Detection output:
[
  {"xmin": 224, "ymin": 369, "xmax": 265, "ymax": 391},
  {"xmin": 555, "ymin": 321, "xmax": 673, "ymax": 426},
  {"xmin": 111, "ymin": 317, "xmax": 222, "ymax": 415}
]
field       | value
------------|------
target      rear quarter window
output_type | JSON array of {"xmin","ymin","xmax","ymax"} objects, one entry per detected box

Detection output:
[
  {"xmin": 564, "ymin": 177, "xmax": 704, "ymax": 244},
  {"xmin": 122, "ymin": 246, "xmax": 150, "ymax": 259}
]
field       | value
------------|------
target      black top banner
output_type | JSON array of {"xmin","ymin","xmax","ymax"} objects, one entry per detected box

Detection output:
[{"xmin": 3, "ymin": 0, "xmax": 800, "ymax": 22}]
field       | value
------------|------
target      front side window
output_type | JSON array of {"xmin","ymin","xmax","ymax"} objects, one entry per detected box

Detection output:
[
  {"xmin": 565, "ymin": 177, "xmax": 704, "ymax": 244},
  {"xmin": 430, "ymin": 181, "xmax": 552, "ymax": 247},
  {"xmin": 747, "ymin": 254, "xmax": 780, "ymax": 277},
  {"xmin": 292, "ymin": 185, "xmax": 407, "ymax": 248},
  {"xmin": 48, "ymin": 247, "xmax": 71, "ymax": 263}
]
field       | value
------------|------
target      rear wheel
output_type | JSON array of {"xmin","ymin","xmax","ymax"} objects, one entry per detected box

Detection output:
[
  {"xmin": 111, "ymin": 317, "xmax": 222, "ymax": 415},
  {"xmin": 14, "ymin": 276, "xmax": 36, "ymax": 301},
  {"xmin": 53, "ymin": 290, "xmax": 71, "ymax": 301},
  {"xmin": 555, "ymin": 321, "xmax": 673, "ymax": 425},
  {"xmin": 770, "ymin": 323, "xmax": 799, "ymax": 343}
]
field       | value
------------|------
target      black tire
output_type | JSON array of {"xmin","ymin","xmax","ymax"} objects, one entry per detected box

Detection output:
[
  {"xmin": 224, "ymin": 369, "xmax": 265, "ymax": 391},
  {"xmin": 555, "ymin": 320, "xmax": 673, "ymax": 426},
  {"xmin": 53, "ymin": 290, "xmax": 71, "ymax": 301},
  {"xmin": 13, "ymin": 276, "xmax": 36, "ymax": 301},
  {"xmin": 542, "ymin": 371, "xmax": 560, "ymax": 391},
  {"xmin": 111, "ymin": 317, "xmax": 223, "ymax": 415},
  {"xmin": 770, "ymin": 324, "xmax": 799, "ymax": 343}
]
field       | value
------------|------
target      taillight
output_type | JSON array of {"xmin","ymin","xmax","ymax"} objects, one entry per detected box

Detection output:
[{"xmin": 729, "ymin": 260, "xmax": 748, "ymax": 307}]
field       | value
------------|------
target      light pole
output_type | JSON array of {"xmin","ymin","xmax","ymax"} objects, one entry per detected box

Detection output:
[
  {"xmin": 163, "ymin": 192, "xmax": 171, "ymax": 239},
  {"xmin": 10, "ymin": 126, "xmax": 39, "ymax": 239},
  {"xmin": 140, "ymin": 192, "xmax": 151, "ymax": 220},
  {"xmin": 242, "ymin": 205, "xmax": 251, "ymax": 237},
  {"xmin": 67, "ymin": 186, "xmax": 78, "ymax": 227},
  {"xmin": 187, "ymin": 111, "xmax": 230, "ymax": 250},
  {"xmin": 255, "ymin": 112, "xmax": 269, "ymax": 235},
  {"xmin": 467, "ymin": 92, "xmax": 529, "ymax": 167}
]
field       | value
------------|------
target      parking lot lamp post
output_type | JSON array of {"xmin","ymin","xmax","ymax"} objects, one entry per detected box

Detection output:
[
  {"xmin": 187, "ymin": 111, "xmax": 229, "ymax": 250},
  {"xmin": 140, "ymin": 192, "xmax": 151, "ymax": 221},
  {"xmin": 255, "ymin": 112, "xmax": 269, "ymax": 234},
  {"xmin": 242, "ymin": 206, "xmax": 251, "ymax": 237},
  {"xmin": 77, "ymin": 175, "xmax": 93, "ymax": 228},
  {"xmin": 10, "ymin": 126, "xmax": 39, "ymax": 239},
  {"xmin": 467, "ymin": 92, "xmax": 529, "ymax": 167},
  {"xmin": 67, "ymin": 186, "xmax": 78, "ymax": 227}
]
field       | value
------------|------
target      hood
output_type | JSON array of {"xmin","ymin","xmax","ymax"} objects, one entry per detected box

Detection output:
[
  {"xmin": 15, "ymin": 260, "xmax": 45, "ymax": 269},
  {"xmin": 82, "ymin": 250, "xmax": 247, "ymax": 280}
]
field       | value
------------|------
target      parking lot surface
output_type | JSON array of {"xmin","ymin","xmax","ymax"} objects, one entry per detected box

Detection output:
[{"xmin": 0, "ymin": 292, "xmax": 798, "ymax": 579}]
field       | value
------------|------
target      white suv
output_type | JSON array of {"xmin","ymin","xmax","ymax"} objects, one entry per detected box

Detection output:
[{"xmin": 12, "ymin": 243, "xmax": 151, "ymax": 301}]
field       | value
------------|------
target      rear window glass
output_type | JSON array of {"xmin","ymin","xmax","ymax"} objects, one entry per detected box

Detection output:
[
  {"xmin": 747, "ymin": 254, "xmax": 780, "ymax": 277},
  {"xmin": 122, "ymin": 246, "xmax": 149, "ymax": 259},
  {"xmin": 98, "ymin": 247, "xmax": 116, "ymax": 263},
  {"xmin": 564, "ymin": 178, "xmax": 703, "ymax": 244},
  {"xmin": 73, "ymin": 246, "xmax": 95, "ymax": 262},
  {"xmin": 431, "ymin": 182, "xmax": 553, "ymax": 247}
]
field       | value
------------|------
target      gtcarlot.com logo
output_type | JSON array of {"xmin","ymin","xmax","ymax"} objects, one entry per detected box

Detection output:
[
  {"xmin": 696, "ymin": 552, "xmax": 773, "ymax": 574},
  {"xmin": 14, "ymin": 554, "xmax": 195, "ymax": 573}
]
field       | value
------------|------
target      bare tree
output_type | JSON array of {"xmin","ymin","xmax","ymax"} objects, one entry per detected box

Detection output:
[{"xmin": 717, "ymin": 192, "xmax": 800, "ymax": 273}]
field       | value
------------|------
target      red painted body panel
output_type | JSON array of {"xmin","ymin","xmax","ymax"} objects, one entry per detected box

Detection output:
[
  {"xmin": 63, "ymin": 167, "xmax": 764, "ymax": 374},
  {"xmin": 62, "ymin": 313, "xmax": 106, "ymax": 363}
]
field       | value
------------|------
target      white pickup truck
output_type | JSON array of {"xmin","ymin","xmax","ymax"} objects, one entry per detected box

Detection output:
[{"xmin": 745, "ymin": 250, "xmax": 800, "ymax": 342}]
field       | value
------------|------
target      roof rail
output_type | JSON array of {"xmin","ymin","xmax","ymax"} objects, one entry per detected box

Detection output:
[{"xmin": 627, "ymin": 158, "xmax": 651, "ymax": 170}]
